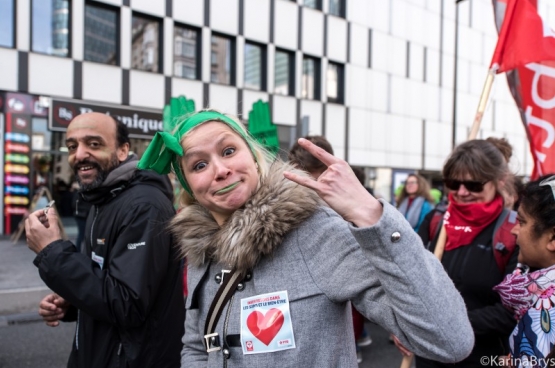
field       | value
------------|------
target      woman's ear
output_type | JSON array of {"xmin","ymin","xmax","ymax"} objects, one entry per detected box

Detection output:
[{"xmin": 547, "ymin": 227, "xmax": 555, "ymax": 252}]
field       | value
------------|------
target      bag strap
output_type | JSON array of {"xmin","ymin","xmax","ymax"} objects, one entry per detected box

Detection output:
[{"xmin": 203, "ymin": 269, "xmax": 243, "ymax": 353}]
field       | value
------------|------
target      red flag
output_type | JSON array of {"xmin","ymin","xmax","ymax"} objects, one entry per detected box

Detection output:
[
  {"xmin": 490, "ymin": 0, "xmax": 555, "ymax": 73},
  {"xmin": 492, "ymin": 0, "xmax": 555, "ymax": 179}
]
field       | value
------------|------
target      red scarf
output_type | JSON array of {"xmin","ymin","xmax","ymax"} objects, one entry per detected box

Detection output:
[{"xmin": 444, "ymin": 193, "xmax": 504, "ymax": 251}]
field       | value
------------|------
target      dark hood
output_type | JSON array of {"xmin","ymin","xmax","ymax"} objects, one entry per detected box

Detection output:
[{"xmin": 81, "ymin": 154, "xmax": 173, "ymax": 205}]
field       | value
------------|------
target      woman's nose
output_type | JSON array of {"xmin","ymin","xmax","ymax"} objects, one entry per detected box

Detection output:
[
  {"xmin": 457, "ymin": 184, "xmax": 470, "ymax": 196},
  {"xmin": 213, "ymin": 160, "xmax": 231, "ymax": 180}
]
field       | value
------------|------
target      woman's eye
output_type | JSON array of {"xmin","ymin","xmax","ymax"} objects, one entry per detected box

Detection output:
[
  {"xmin": 223, "ymin": 147, "xmax": 235, "ymax": 156},
  {"xmin": 193, "ymin": 162, "xmax": 207, "ymax": 171}
]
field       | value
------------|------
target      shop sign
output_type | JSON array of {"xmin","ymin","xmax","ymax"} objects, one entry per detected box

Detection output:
[
  {"xmin": 50, "ymin": 99, "xmax": 163, "ymax": 138},
  {"xmin": 5, "ymin": 93, "xmax": 48, "ymax": 116}
]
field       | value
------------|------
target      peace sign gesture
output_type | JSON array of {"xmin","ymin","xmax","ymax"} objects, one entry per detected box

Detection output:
[{"xmin": 284, "ymin": 138, "xmax": 383, "ymax": 227}]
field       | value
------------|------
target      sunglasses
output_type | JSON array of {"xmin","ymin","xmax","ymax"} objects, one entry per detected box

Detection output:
[{"xmin": 444, "ymin": 179, "xmax": 487, "ymax": 193}]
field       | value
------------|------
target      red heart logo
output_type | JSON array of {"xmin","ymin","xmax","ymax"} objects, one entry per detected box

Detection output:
[{"xmin": 246, "ymin": 308, "xmax": 284, "ymax": 345}]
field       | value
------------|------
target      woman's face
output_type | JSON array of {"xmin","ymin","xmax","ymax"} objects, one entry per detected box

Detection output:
[
  {"xmin": 513, "ymin": 206, "xmax": 553, "ymax": 268},
  {"xmin": 181, "ymin": 121, "xmax": 259, "ymax": 225},
  {"xmin": 448, "ymin": 174, "xmax": 497, "ymax": 204},
  {"xmin": 405, "ymin": 176, "xmax": 419, "ymax": 196}
]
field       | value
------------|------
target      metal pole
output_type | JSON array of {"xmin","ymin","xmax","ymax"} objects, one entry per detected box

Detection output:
[{"xmin": 452, "ymin": 1, "xmax": 461, "ymax": 149}]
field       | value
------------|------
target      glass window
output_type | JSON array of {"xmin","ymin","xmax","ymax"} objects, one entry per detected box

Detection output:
[
  {"xmin": 327, "ymin": 62, "xmax": 344, "ymax": 103},
  {"xmin": 302, "ymin": 56, "xmax": 319, "ymax": 100},
  {"xmin": 131, "ymin": 14, "xmax": 161, "ymax": 73},
  {"xmin": 329, "ymin": 0, "xmax": 344, "ymax": 17},
  {"xmin": 210, "ymin": 34, "xmax": 233, "ymax": 85},
  {"xmin": 84, "ymin": 3, "xmax": 118, "ymax": 65},
  {"xmin": 32, "ymin": 0, "xmax": 70, "ymax": 57},
  {"xmin": 274, "ymin": 49, "xmax": 293, "ymax": 96},
  {"xmin": 304, "ymin": 0, "xmax": 321, "ymax": 10},
  {"xmin": 0, "ymin": 0, "xmax": 14, "ymax": 48},
  {"xmin": 174, "ymin": 25, "xmax": 199, "ymax": 79},
  {"xmin": 244, "ymin": 42, "xmax": 263, "ymax": 91}
]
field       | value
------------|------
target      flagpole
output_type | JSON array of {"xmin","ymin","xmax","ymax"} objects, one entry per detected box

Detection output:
[{"xmin": 468, "ymin": 67, "xmax": 497, "ymax": 140}]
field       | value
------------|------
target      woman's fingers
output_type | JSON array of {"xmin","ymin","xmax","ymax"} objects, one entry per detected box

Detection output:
[{"xmin": 283, "ymin": 171, "xmax": 319, "ymax": 191}]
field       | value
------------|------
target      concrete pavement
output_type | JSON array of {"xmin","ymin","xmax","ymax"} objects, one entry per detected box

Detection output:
[{"xmin": 0, "ymin": 217, "xmax": 77, "ymax": 325}]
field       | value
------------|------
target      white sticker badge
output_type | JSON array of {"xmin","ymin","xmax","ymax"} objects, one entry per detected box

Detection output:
[
  {"xmin": 240, "ymin": 290, "xmax": 295, "ymax": 354},
  {"xmin": 91, "ymin": 252, "xmax": 104, "ymax": 270}
]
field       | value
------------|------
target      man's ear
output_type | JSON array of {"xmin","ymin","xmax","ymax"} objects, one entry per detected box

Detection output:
[{"xmin": 117, "ymin": 143, "xmax": 130, "ymax": 162}]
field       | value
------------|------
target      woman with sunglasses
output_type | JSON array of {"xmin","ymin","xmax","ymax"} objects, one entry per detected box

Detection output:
[
  {"xmin": 494, "ymin": 175, "xmax": 555, "ymax": 367},
  {"xmin": 396, "ymin": 173, "xmax": 435, "ymax": 232},
  {"xmin": 412, "ymin": 139, "xmax": 518, "ymax": 368}
]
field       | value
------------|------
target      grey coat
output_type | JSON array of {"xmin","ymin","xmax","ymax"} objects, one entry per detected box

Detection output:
[{"xmin": 173, "ymin": 162, "xmax": 474, "ymax": 368}]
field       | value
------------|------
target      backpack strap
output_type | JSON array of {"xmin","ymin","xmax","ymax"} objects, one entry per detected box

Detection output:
[
  {"xmin": 428, "ymin": 205, "xmax": 447, "ymax": 250},
  {"xmin": 492, "ymin": 208, "xmax": 518, "ymax": 274}
]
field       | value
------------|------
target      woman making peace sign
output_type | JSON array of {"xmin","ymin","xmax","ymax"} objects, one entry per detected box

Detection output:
[{"xmin": 138, "ymin": 110, "xmax": 473, "ymax": 368}]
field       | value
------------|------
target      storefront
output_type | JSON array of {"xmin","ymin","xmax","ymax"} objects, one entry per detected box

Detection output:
[{"xmin": 1, "ymin": 91, "xmax": 162, "ymax": 235}]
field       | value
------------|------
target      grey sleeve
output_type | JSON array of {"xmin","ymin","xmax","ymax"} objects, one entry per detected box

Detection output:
[
  {"xmin": 296, "ymin": 200, "xmax": 474, "ymax": 363},
  {"xmin": 181, "ymin": 309, "xmax": 208, "ymax": 367}
]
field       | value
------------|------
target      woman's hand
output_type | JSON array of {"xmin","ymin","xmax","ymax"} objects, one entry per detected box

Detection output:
[{"xmin": 284, "ymin": 138, "xmax": 383, "ymax": 227}]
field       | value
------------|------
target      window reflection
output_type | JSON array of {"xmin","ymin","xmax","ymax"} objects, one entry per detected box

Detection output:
[
  {"xmin": 210, "ymin": 35, "xmax": 233, "ymax": 85},
  {"xmin": 244, "ymin": 43, "xmax": 262, "ymax": 90},
  {"xmin": 131, "ymin": 15, "xmax": 160, "ymax": 72},
  {"xmin": 329, "ymin": 0, "xmax": 343, "ymax": 17},
  {"xmin": 275, "ymin": 50, "xmax": 292, "ymax": 96},
  {"xmin": 84, "ymin": 4, "xmax": 118, "ymax": 65},
  {"xmin": 0, "ymin": 0, "xmax": 14, "ymax": 48},
  {"xmin": 304, "ymin": 0, "xmax": 320, "ymax": 9},
  {"xmin": 174, "ymin": 26, "xmax": 199, "ymax": 79},
  {"xmin": 327, "ymin": 62, "xmax": 344, "ymax": 103},
  {"xmin": 32, "ymin": 0, "xmax": 70, "ymax": 57},
  {"xmin": 302, "ymin": 56, "xmax": 318, "ymax": 100}
]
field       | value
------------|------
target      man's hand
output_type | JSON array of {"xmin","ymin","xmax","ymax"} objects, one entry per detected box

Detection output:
[
  {"xmin": 38, "ymin": 293, "xmax": 70, "ymax": 327},
  {"xmin": 25, "ymin": 207, "xmax": 62, "ymax": 254}
]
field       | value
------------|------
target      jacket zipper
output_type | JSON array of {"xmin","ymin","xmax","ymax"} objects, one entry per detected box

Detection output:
[
  {"xmin": 90, "ymin": 206, "xmax": 98, "ymax": 249},
  {"xmin": 75, "ymin": 310, "xmax": 80, "ymax": 350}
]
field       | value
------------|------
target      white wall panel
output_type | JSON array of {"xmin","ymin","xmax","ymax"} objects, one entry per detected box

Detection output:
[
  {"xmin": 424, "ymin": 120, "xmax": 452, "ymax": 171},
  {"xmin": 346, "ymin": 0, "xmax": 368, "ymax": 26},
  {"xmin": 96, "ymin": 0, "xmax": 122, "ymax": 6},
  {"xmin": 327, "ymin": 16, "xmax": 347, "ymax": 62},
  {"xmin": 345, "ymin": 65, "xmax": 367, "ymax": 108},
  {"xmin": 274, "ymin": 0, "xmax": 299, "ymax": 50},
  {"xmin": 483, "ymin": 34, "xmax": 497, "ymax": 65},
  {"xmin": 422, "ymin": 83, "xmax": 440, "ymax": 121},
  {"xmin": 202, "ymin": 27, "xmax": 211, "ymax": 83},
  {"xmin": 390, "ymin": 76, "xmax": 408, "ymax": 116},
  {"xmin": 409, "ymin": 43, "xmax": 424, "ymax": 81},
  {"xmin": 367, "ymin": 69, "xmax": 388, "ymax": 112},
  {"xmin": 211, "ymin": 0, "xmax": 239, "ymax": 35},
  {"xmin": 439, "ymin": 87, "xmax": 453, "ymax": 124},
  {"xmin": 17, "ymin": 0, "xmax": 30, "ymax": 50},
  {"xmin": 426, "ymin": 0, "xmax": 441, "ymax": 14},
  {"xmin": 349, "ymin": 23, "xmax": 368, "ymax": 67},
  {"xmin": 325, "ymin": 104, "xmax": 346, "ymax": 160},
  {"xmin": 348, "ymin": 108, "xmax": 369, "ymax": 151},
  {"xmin": 209, "ymin": 84, "xmax": 238, "ymax": 115},
  {"xmin": 368, "ymin": 0, "xmax": 390, "ymax": 33},
  {"xmin": 171, "ymin": 78, "xmax": 203, "ymax": 109},
  {"xmin": 300, "ymin": 100, "xmax": 323, "ymax": 135},
  {"xmin": 422, "ymin": 10, "xmax": 440, "ymax": 50},
  {"xmin": 129, "ymin": 70, "xmax": 164, "ymax": 109},
  {"xmin": 244, "ymin": 0, "xmax": 270, "ymax": 43},
  {"xmin": 457, "ymin": 58, "xmax": 470, "ymax": 93},
  {"xmin": 130, "ymin": 0, "xmax": 164, "ymax": 17},
  {"xmin": 442, "ymin": 19, "xmax": 455, "ymax": 57},
  {"xmin": 469, "ymin": 62, "xmax": 487, "ymax": 96},
  {"xmin": 406, "ymin": 3, "xmax": 425, "ymax": 45},
  {"xmin": 272, "ymin": 95, "xmax": 296, "ymax": 126},
  {"xmin": 0, "ymin": 49, "xmax": 18, "ymax": 91},
  {"xmin": 406, "ymin": 80, "xmax": 424, "ymax": 118},
  {"xmin": 121, "ymin": 7, "xmax": 131, "ymax": 69},
  {"xmin": 242, "ymin": 90, "xmax": 269, "ymax": 120},
  {"xmin": 82, "ymin": 63, "xmax": 122, "ymax": 104},
  {"xmin": 372, "ymin": 32, "xmax": 406, "ymax": 77},
  {"xmin": 72, "ymin": 0, "xmax": 84, "ymax": 60},
  {"xmin": 28, "ymin": 54, "xmax": 73, "ymax": 97},
  {"xmin": 441, "ymin": 53, "xmax": 454, "ymax": 89},
  {"xmin": 425, "ymin": 48, "xmax": 440, "ymax": 85},
  {"xmin": 173, "ymin": 0, "xmax": 204, "ymax": 26},
  {"xmin": 302, "ymin": 8, "xmax": 324, "ymax": 56},
  {"xmin": 369, "ymin": 111, "xmax": 389, "ymax": 152},
  {"xmin": 390, "ymin": 0, "xmax": 407, "ymax": 39}
]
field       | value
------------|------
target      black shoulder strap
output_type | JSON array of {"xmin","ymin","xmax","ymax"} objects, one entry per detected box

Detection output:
[{"xmin": 203, "ymin": 269, "xmax": 242, "ymax": 352}]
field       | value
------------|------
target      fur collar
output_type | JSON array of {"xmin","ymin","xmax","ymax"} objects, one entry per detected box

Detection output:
[{"xmin": 171, "ymin": 160, "xmax": 323, "ymax": 274}]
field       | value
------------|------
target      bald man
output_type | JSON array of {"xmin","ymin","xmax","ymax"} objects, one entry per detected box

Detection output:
[{"xmin": 25, "ymin": 113, "xmax": 184, "ymax": 368}]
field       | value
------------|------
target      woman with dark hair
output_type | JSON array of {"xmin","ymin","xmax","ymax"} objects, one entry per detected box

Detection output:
[
  {"xmin": 288, "ymin": 135, "xmax": 333, "ymax": 178},
  {"xmin": 396, "ymin": 174, "xmax": 434, "ymax": 232},
  {"xmin": 409, "ymin": 139, "xmax": 519, "ymax": 368},
  {"xmin": 495, "ymin": 175, "xmax": 555, "ymax": 367}
]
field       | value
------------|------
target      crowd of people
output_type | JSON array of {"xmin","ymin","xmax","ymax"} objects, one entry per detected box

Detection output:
[{"xmin": 23, "ymin": 110, "xmax": 555, "ymax": 368}]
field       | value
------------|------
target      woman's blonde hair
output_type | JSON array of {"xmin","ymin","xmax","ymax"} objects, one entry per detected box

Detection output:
[{"xmin": 175, "ymin": 109, "xmax": 275, "ymax": 208}]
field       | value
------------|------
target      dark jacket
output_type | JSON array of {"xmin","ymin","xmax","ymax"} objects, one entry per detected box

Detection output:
[
  {"xmin": 415, "ymin": 208, "xmax": 518, "ymax": 368},
  {"xmin": 72, "ymin": 190, "xmax": 93, "ymax": 219},
  {"xmin": 34, "ymin": 157, "xmax": 184, "ymax": 368}
]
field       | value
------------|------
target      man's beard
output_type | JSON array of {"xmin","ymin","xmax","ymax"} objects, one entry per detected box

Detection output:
[{"xmin": 74, "ymin": 154, "xmax": 120, "ymax": 192}]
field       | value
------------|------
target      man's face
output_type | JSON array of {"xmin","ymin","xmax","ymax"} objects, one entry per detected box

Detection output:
[{"xmin": 65, "ymin": 113, "xmax": 128, "ymax": 191}]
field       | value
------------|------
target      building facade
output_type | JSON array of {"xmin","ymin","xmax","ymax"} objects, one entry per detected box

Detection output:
[{"xmin": 0, "ymin": 0, "xmax": 534, "ymax": 234}]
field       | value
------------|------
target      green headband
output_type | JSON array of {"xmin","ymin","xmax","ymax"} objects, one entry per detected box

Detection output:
[{"xmin": 137, "ymin": 111, "xmax": 258, "ymax": 196}]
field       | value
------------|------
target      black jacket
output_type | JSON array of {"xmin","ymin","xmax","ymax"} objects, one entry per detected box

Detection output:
[
  {"xmin": 34, "ymin": 158, "xmax": 184, "ymax": 368},
  {"xmin": 415, "ymin": 208, "xmax": 518, "ymax": 368}
]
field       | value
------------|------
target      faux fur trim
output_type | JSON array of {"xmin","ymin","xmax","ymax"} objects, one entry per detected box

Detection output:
[{"xmin": 170, "ymin": 160, "xmax": 323, "ymax": 274}]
